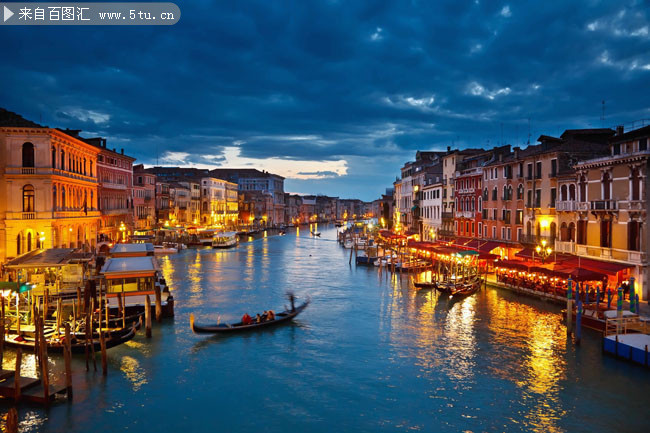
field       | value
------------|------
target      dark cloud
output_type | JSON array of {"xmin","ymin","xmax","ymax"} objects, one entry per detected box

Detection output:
[{"xmin": 1, "ymin": 0, "xmax": 649, "ymax": 200}]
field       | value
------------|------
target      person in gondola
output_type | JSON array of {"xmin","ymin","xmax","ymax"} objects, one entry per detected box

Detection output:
[
  {"xmin": 267, "ymin": 310, "xmax": 275, "ymax": 320},
  {"xmin": 289, "ymin": 294, "xmax": 295, "ymax": 312},
  {"xmin": 241, "ymin": 313, "xmax": 252, "ymax": 325},
  {"xmin": 256, "ymin": 313, "xmax": 262, "ymax": 323}
]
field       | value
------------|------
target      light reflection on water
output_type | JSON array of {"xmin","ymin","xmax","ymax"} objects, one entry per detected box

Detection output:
[{"xmin": 1, "ymin": 226, "xmax": 649, "ymax": 433}]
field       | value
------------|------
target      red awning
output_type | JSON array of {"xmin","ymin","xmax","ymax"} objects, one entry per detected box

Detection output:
[
  {"xmin": 496, "ymin": 260, "xmax": 531, "ymax": 271},
  {"xmin": 451, "ymin": 237, "xmax": 473, "ymax": 246},
  {"xmin": 478, "ymin": 253, "xmax": 499, "ymax": 260},
  {"xmin": 560, "ymin": 256, "xmax": 633, "ymax": 275},
  {"xmin": 477, "ymin": 241, "xmax": 502, "ymax": 253}
]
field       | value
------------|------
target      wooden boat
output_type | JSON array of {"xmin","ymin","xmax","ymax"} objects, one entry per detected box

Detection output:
[
  {"xmin": 153, "ymin": 244, "xmax": 178, "ymax": 254},
  {"xmin": 4, "ymin": 325, "xmax": 137, "ymax": 354},
  {"xmin": 414, "ymin": 281, "xmax": 437, "ymax": 290},
  {"xmin": 212, "ymin": 231, "xmax": 239, "ymax": 248},
  {"xmin": 190, "ymin": 300, "xmax": 309, "ymax": 334},
  {"xmin": 449, "ymin": 278, "xmax": 482, "ymax": 298},
  {"xmin": 311, "ymin": 231, "xmax": 321, "ymax": 237}
]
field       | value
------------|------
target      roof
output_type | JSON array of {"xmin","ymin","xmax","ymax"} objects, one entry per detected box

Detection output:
[
  {"xmin": 609, "ymin": 125, "xmax": 650, "ymax": 144},
  {"xmin": 110, "ymin": 243, "xmax": 154, "ymax": 256},
  {"xmin": 101, "ymin": 256, "xmax": 157, "ymax": 276},
  {"xmin": 0, "ymin": 108, "xmax": 44, "ymax": 128},
  {"xmin": 4, "ymin": 248, "xmax": 92, "ymax": 268}
]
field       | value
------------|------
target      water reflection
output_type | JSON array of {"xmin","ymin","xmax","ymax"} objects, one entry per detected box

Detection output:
[{"xmin": 120, "ymin": 355, "xmax": 148, "ymax": 392}]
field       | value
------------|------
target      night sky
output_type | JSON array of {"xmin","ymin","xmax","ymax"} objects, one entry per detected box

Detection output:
[{"xmin": 2, "ymin": 1, "xmax": 649, "ymax": 200}]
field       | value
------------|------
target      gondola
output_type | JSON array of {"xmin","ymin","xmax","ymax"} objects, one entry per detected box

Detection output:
[
  {"xmin": 413, "ymin": 281, "xmax": 437, "ymax": 290},
  {"xmin": 190, "ymin": 300, "xmax": 309, "ymax": 334},
  {"xmin": 311, "ymin": 231, "xmax": 321, "ymax": 237},
  {"xmin": 449, "ymin": 279, "xmax": 482, "ymax": 299},
  {"xmin": 4, "ymin": 325, "xmax": 137, "ymax": 354}
]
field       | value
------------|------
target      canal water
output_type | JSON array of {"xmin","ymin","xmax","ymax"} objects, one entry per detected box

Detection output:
[{"xmin": 2, "ymin": 225, "xmax": 649, "ymax": 432}]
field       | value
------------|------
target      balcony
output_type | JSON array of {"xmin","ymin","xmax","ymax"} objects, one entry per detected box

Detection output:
[
  {"xmin": 576, "ymin": 244, "xmax": 646, "ymax": 266},
  {"xmin": 458, "ymin": 188, "xmax": 475, "ymax": 194},
  {"xmin": 501, "ymin": 216, "xmax": 511, "ymax": 224},
  {"xmin": 441, "ymin": 212, "xmax": 454, "ymax": 220},
  {"xmin": 555, "ymin": 240, "xmax": 575, "ymax": 254},
  {"xmin": 556, "ymin": 201, "xmax": 577, "ymax": 212},
  {"xmin": 21, "ymin": 167, "xmax": 35, "ymax": 174},
  {"xmin": 457, "ymin": 210, "xmax": 474, "ymax": 219},
  {"xmin": 54, "ymin": 210, "xmax": 100, "ymax": 218},
  {"xmin": 22, "ymin": 212, "xmax": 35, "ymax": 219},
  {"xmin": 102, "ymin": 182, "xmax": 127, "ymax": 190},
  {"xmin": 627, "ymin": 200, "xmax": 644, "ymax": 211},
  {"xmin": 519, "ymin": 234, "xmax": 555, "ymax": 245},
  {"xmin": 590, "ymin": 200, "xmax": 617, "ymax": 211}
]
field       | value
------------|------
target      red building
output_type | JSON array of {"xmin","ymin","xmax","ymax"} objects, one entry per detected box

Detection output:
[
  {"xmin": 85, "ymin": 138, "xmax": 135, "ymax": 245},
  {"xmin": 454, "ymin": 166, "xmax": 483, "ymax": 238}
]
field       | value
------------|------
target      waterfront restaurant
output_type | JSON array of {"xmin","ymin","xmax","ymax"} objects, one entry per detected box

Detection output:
[{"xmin": 2, "ymin": 248, "xmax": 93, "ymax": 296}]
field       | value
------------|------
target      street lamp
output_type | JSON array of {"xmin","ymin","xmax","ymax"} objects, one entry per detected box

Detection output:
[
  {"xmin": 535, "ymin": 239, "xmax": 553, "ymax": 263},
  {"xmin": 119, "ymin": 221, "xmax": 126, "ymax": 242}
]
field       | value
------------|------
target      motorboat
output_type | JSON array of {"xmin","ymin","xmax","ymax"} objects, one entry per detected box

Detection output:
[{"xmin": 212, "ymin": 231, "xmax": 239, "ymax": 248}]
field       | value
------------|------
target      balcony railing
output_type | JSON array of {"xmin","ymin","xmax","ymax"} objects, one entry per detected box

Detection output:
[
  {"xmin": 441, "ymin": 212, "xmax": 454, "ymax": 220},
  {"xmin": 102, "ymin": 182, "xmax": 127, "ymax": 190},
  {"xmin": 21, "ymin": 167, "xmax": 35, "ymax": 174},
  {"xmin": 555, "ymin": 241, "xmax": 575, "ymax": 254},
  {"xmin": 556, "ymin": 201, "xmax": 577, "ymax": 211},
  {"xmin": 576, "ymin": 244, "xmax": 646, "ymax": 265},
  {"xmin": 627, "ymin": 200, "xmax": 644, "ymax": 211},
  {"xmin": 519, "ymin": 234, "xmax": 555, "ymax": 245},
  {"xmin": 22, "ymin": 212, "xmax": 35, "ymax": 219},
  {"xmin": 590, "ymin": 200, "xmax": 617, "ymax": 211},
  {"xmin": 457, "ymin": 211, "xmax": 474, "ymax": 219}
]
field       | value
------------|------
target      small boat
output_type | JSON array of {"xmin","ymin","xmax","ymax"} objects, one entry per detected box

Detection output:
[
  {"xmin": 190, "ymin": 300, "xmax": 309, "ymax": 334},
  {"xmin": 153, "ymin": 244, "xmax": 178, "ymax": 254},
  {"xmin": 198, "ymin": 229, "xmax": 218, "ymax": 245},
  {"xmin": 4, "ymin": 325, "xmax": 137, "ymax": 354},
  {"xmin": 355, "ymin": 255, "xmax": 377, "ymax": 266},
  {"xmin": 414, "ymin": 281, "xmax": 437, "ymax": 290},
  {"xmin": 449, "ymin": 278, "xmax": 482, "ymax": 299},
  {"xmin": 279, "ymin": 230, "xmax": 287, "ymax": 236},
  {"xmin": 212, "ymin": 231, "xmax": 239, "ymax": 248},
  {"xmin": 311, "ymin": 231, "xmax": 321, "ymax": 237}
]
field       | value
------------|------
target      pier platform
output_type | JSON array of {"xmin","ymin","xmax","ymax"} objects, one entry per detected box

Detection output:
[{"xmin": 603, "ymin": 334, "xmax": 650, "ymax": 367}]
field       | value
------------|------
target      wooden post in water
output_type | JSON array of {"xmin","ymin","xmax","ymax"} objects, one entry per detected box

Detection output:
[
  {"xmin": 566, "ymin": 277, "xmax": 573, "ymax": 336},
  {"xmin": 38, "ymin": 315, "xmax": 50, "ymax": 407},
  {"xmin": 84, "ymin": 306, "xmax": 90, "ymax": 372},
  {"xmin": 154, "ymin": 285, "xmax": 162, "ymax": 323},
  {"xmin": 64, "ymin": 323, "xmax": 73, "ymax": 400},
  {"xmin": 117, "ymin": 292, "xmax": 123, "ymax": 322},
  {"xmin": 145, "ymin": 295, "xmax": 152, "ymax": 338},
  {"xmin": 56, "ymin": 298, "xmax": 62, "ymax": 336},
  {"xmin": 100, "ymin": 330, "xmax": 107, "ymax": 377},
  {"xmin": 44, "ymin": 287, "xmax": 49, "ymax": 320},
  {"xmin": 6, "ymin": 407, "xmax": 18, "ymax": 433},
  {"xmin": 0, "ymin": 296, "xmax": 4, "ymax": 369},
  {"xmin": 13, "ymin": 348, "xmax": 22, "ymax": 402},
  {"xmin": 90, "ymin": 299, "xmax": 97, "ymax": 372}
]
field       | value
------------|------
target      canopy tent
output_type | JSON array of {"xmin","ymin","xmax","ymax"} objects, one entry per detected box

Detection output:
[
  {"xmin": 495, "ymin": 259, "xmax": 532, "ymax": 272},
  {"xmin": 559, "ymin": 256, "xmax": 633, "ymax": 275}
]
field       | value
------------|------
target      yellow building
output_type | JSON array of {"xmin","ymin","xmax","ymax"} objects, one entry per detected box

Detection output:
[
  {"xmin": 574, "ymin": 125, "xmax": 649, "ymax": 300},
  {"xmin": 0, "ymin": 109, "xmax": 100, "ymax": 264}
]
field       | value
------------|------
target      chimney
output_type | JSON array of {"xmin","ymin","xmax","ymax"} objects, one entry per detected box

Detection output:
[
  {"xmin": 616, "ymin": 125, "xmax": 624, "ymax": 136},
  {"xmin": 499, "ymin": 153, "xmax": 503, "ymax": 162},
  {"xmin": 513, "ymin": 146, "xmax": 520, "ymax": 159},
  {"xmin": 447, "ymin": 146, "xmax": 451, "ymax": 152},
  {"xmin": 113, "ymin": 148, "xmax": 116, "ymax": 153},
  {"xmin": 121, "ymin": 148, "xmax": 124, "ymax": 154}
]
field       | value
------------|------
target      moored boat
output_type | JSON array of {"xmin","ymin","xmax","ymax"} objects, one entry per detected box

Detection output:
[
  {"xmin": 414, "ymin": 281, "xmax": 437, "ymax": 290},
  {"xmin": 4, "ymin": 325, "xmax": 137, "ymax": 354},
  {"xmin": 212, "ymin": 231, "xmax": 239, "ymax": 249},
  {"xmin": 190, "ymin": 299, "xmax": 309, "ymax": 334}
]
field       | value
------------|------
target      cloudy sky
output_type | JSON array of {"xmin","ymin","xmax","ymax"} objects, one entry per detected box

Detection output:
[{"xmin": 2, "ymin": 0, "xmax": 649, "ymax": 200}]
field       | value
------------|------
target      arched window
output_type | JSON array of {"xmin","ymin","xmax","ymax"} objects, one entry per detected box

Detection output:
[
  {"xmin": 478, "ymin": 197, "xmax": 482, "ymax": 212},
  {"xmin": 602, "ymin": 172, "xmax": 611, "ymax": 200},
  {"xmin": 60, "ymin": 149, "xmax": 65, "ymax": 170},
  {"xmin": 62, "ymin": 186, "xmax": 66, "ymax": 209},
  {"xmin": 568, "ymin": 222, "xmax": 575, "ymax": 242},
  {"xmin": 22, "ymin": 142, "xmax": 35, "ymax": 167},
  {"xmin": 27, "ymin": 232, "xmax": 32, "ymax": 252},
  {"xmin": 560, "ymin": 185, "xmax": 567, "ymax": 201},
  {"xmin": 483, "ymin": 188, "xmax": 488, "ymax": 201},
  {"xmin": 53, "ymin": 185, "xmax": 57, "ymax": 210},
  {"xmin": 16, "ymin": 234, "xmax": 21, "ymax": 256},
  {"xmin": 579, "ymin": 176, "xmax": 587, "ymax": 201},
  {"xmin": 560, "ymin": 222, "xmax": 568, "ymax": 241},
  {"xmin": 83, "ymin": 158, "xmax": 87, "ymax": 175},
  {"xmin": 550, "ymin": 222, "xmax": 557, "ymax": 242},
  {"xmin": 517, "ymin": 184, "xmax": 524, "ymax": 200},
  {"xmin": 51, "ymin": 147, "xmax": 57, "ymax": 168},
  {"xmin": 508, "ymin": 185, "xmax": 513, "ymax": 200},
  {"xmin": 23, "ymin": 185, "xmax": 35, "ymax": 212},
  {"xmin": 631, "ymin": 168, "xmax": 641, "ymax": 201},
  {"xmin": 569, "ymin": 184, "xmax": 576, "ymax": 201}
]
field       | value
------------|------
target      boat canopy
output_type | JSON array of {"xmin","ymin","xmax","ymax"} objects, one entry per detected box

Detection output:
[
  {"xmin": 100, "ymin": 256, "xmax": 158, "ymax": 279},
  {"xmin": 110, "ymin": 243, "xmax": 155, "ymax": 257}
]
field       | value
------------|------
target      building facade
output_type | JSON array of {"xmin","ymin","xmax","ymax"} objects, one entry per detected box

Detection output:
[
  {"xmin": 133, "ymin": 164, "xmax": 156, "ymax": 232},
  {"xmin": 89, "ymin": 138, "xmax": 135, "ymax": 243},
  {"xmin": 0, "ymin": 110, "xmax": 101, "ymax": 263}
]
